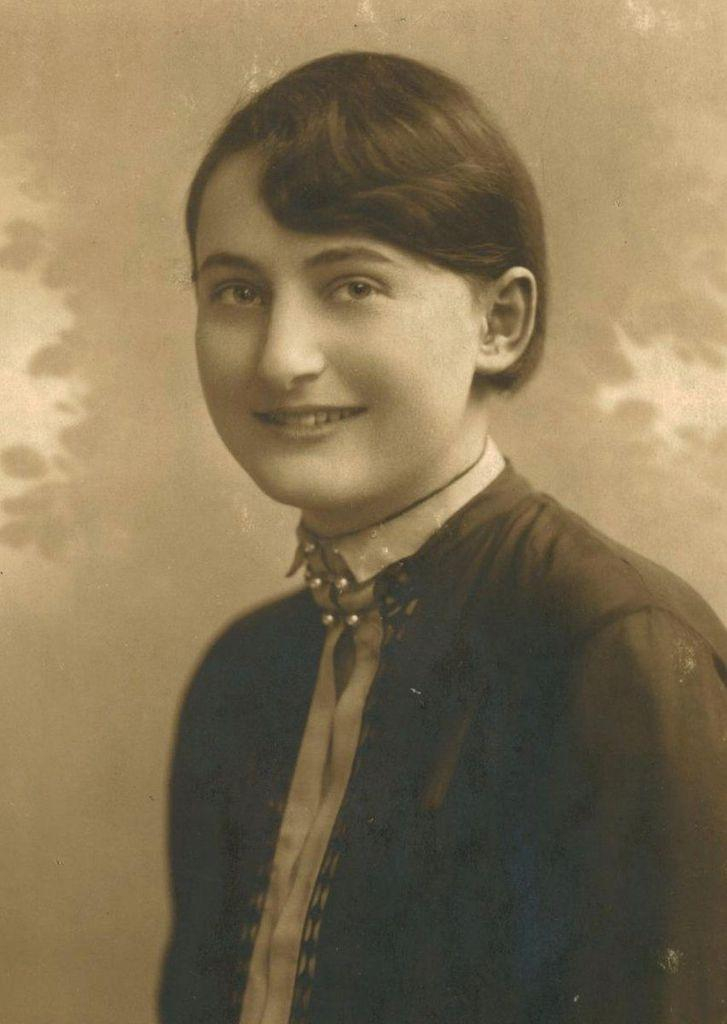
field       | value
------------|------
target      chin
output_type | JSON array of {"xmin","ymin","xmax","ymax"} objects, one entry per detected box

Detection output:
[{"xmin": 242, "ymin": 462, "xmax": 363, "ymax": 515}]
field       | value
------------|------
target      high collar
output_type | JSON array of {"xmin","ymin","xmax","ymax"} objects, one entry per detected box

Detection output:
[
  {"xmin": 390, "ymin": 458, "xmax": 534, "ymax": 583},
  {"xmin": 288, "ymin": 438, "xmax": 507, "ymax": 585}
]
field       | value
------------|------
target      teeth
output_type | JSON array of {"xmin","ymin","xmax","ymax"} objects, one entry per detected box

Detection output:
[{"xmin": 265, "ymin": 408, "xmax": 360, "ymax": 426}]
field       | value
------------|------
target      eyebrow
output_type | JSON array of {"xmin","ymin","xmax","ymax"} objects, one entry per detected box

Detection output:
[
  {"xmin": 303, "ymin": 246, "xmax": 395, "ymax": 269},
  {"xmin": 195, "ymin": 245, "xmax": 395, "ymax": 280},
  {"xmin": 195, "ymin": 252, "xmax": 262, "ymax": 280}
]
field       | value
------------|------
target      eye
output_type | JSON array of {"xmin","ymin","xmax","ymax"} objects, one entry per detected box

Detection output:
[
  {"xmin": 211, "ymin": 282, "xmax": 264, "ymax": 307},
  {"xmin": 333, "ymin": 279, "xmax": 379, "ymax": 302}
]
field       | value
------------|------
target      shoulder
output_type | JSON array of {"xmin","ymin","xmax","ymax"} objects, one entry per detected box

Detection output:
[
  {"xmin": 194, "ymin": 586, "xmax": 319, "ymax": 675},
  {"xmin": 177, "ymin": 587, "xmax": 322, "ymax": 732},
  {"xmin": 480, "ymin": 489, "xmax": 727, "ymax": 662},
  {"xmin": 486, "ymin": 493, "xmax": 727, "ymax": 765},
  {"xmin": 470, "ymin": 492, "xmax": 727, "ymax": 794}
]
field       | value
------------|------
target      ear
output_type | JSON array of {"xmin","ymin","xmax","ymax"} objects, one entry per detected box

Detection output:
[{"xmin": 474, "ymin": 267, "xmax": 537, "ymax": 376}]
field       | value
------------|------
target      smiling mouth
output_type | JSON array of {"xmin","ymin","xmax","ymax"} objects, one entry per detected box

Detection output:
[{"xmin": 254, "ymin": 407, "xmax": 366, "ymax": 427}]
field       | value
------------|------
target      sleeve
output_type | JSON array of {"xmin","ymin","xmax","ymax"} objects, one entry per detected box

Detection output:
[
  {"xmin": 157, "ymin": 644, "xmax": 243, "ymax": 1024},
  {"xmin": 547, "ymin": 607, "xmax": 727, "ymax": 1022}
]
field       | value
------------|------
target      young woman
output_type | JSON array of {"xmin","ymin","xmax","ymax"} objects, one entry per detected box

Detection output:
[{"xmin": 159, "ymin": 51, "xmax": 727, "ymax": 1024}]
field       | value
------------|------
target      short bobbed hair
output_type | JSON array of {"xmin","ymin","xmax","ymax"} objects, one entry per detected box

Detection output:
[{"xmin": 187, "ymin": 51, "xmax": 547, "ymax": 391}]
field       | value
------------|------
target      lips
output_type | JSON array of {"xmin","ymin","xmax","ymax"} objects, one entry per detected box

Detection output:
[{"xmin": 254, "ymin": 407, "xmax": 365, "ymax": 427}]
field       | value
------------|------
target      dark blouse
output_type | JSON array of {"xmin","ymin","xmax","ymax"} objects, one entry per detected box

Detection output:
[{"xmin": 159, "ymin": 465, "xmax": 727, "ymax": 1024}]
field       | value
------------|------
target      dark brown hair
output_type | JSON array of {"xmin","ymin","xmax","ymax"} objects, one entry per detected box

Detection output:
[{"xmin": 186, "ymin": 51, "xmax": 547, "ymax": 391}]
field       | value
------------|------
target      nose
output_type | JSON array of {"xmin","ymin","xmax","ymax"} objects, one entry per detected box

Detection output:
[{"xmin": 255, "ymin": 290, "xmax": 326, "ymax": 392}]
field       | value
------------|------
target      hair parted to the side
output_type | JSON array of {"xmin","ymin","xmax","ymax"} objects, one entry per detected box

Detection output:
[{"xmin": 187, "ymin": 50, "xmax": 547, "ymax": 391}]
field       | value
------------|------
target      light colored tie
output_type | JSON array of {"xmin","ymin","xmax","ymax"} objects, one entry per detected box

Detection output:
[{"xmin": 240, "ymin": 547, "xmax": 383, "ymax": 1024}]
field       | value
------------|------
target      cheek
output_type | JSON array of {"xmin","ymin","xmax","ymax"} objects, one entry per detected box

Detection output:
[
  {"xmin": 362, "ymin": 329, "xmax": 473, "ymax": 414},
  {"xmin": 195, "ymin": 324, "xmax": 255, "ymax": 397},
  {"xmin": 357, "ymin": 362, "xmax": 464, "ymax": 449}
]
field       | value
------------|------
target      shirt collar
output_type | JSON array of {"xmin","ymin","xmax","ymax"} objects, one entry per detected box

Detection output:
[{"xmin": 289, "ymin": 437, "xmax": 506, "ymax": 584}]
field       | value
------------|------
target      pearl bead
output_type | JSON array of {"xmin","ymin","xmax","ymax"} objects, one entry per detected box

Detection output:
[
  {"xmin": 344, "ymin": 613, "xmax": 360, "ymax": 627},
  {"xmin": 321, "ymin": 612, "xmax": 335, "ymax": 626},
  {"xmin": 303, "ymin": 541, "xmax": 316, "ymax": 554},
  {"xmin": 334, "ymin": 577, "xmax": 350, "ymax": 591},
  {"xmin": 308, "ymin": 577, "xmax": 323, "ymax": 590}
]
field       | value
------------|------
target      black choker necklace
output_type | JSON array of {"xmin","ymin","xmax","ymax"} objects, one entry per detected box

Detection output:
[{"xmin": 303, "ymin": 443, "xmax": 487, "ymax": 543}]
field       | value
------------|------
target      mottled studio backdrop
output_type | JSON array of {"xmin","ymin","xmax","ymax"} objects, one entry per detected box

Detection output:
[{"xmin": 1, "ymin": 1, "xmax": 726, "ymax": 1021}]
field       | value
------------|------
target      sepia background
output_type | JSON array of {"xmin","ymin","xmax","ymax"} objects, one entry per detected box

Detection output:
[{"xmin": 1, "ymin": 0, "xmax": 726, "ymax": 1021}]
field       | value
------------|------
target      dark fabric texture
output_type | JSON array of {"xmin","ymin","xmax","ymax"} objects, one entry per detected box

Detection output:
[{"xmin": 158, "ymin": 466, "xmax": 727, "ymax": 1024}]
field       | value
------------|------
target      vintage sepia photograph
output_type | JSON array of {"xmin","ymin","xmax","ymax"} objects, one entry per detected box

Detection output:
[{"xmin": 2, "ymin": 2, "xmax": 726, "ymax": 1023}]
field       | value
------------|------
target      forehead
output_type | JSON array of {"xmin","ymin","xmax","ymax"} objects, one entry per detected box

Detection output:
[
  {"xmin": 195, "ymin": 151, "xmax": 420, "ymax": 275},
  {"xmin": 196, "ymin": 151, "xmax": 273, "ymax": 253}
]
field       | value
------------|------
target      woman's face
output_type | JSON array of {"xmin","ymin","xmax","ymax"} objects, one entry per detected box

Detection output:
[{"xmin": 194, "ymin": 151, "xmax": 491, "ymax": 534}]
